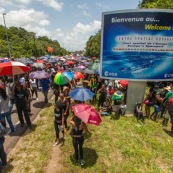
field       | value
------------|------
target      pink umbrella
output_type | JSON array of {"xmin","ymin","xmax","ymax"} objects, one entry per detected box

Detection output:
[
  {"xmin": 72, "ymin": 104, "xmax": 102, "ymax": 126},
  {"xmin": 0, "ymin": 61, "xmax": 30, "ymax": 76},
  {"xmin": 77, "ymin": 65, "xmax": 86, "ymax": 69}
]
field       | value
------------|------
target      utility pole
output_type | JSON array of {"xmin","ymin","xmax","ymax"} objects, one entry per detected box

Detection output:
[{"xmin": 3, "ymin": 13, "xmax": 11, "ymax": 59}]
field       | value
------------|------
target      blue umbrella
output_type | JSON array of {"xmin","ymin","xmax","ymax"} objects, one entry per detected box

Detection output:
[
  {"xmin": 62, "ymin": 71, "xmax": 74, "ymax": 80},
  {"xmin": 69, "ymin": 87, "xmax": 95, "ymax": 101}
]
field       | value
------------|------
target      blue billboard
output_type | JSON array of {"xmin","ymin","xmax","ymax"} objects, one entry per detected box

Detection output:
[{"xmin": 101, "ymin": 9, "xmax": 173, "ymax": 81}]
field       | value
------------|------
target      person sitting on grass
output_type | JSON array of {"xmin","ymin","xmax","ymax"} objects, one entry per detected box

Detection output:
[
  {"xmin": 53, "ymin": 101, "xmax": 65, "ymax": 147},
  {"xmin": 136, "ymin": 102, "xmax": 145, "ymax": 124},
  {"xmin": 69, "ymin": 115, "xmax": 90, "ymax": 166},
  {"xmin": 100, "ymin": 98, "xmax": 112, "ymax": 116},
  {"xmin": 119, "ymin": 100, "xmax": 126, "ymax": 116}
]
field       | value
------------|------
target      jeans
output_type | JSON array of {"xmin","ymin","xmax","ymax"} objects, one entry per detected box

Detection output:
[
  {"xmin": 154, "ymin": 105, "xmax": 160, "ymax": 115},
  {"xmin": 31, "ymin": 87, "xmax": 38, "ymax": 98},
  {"xmin": 0, "ymin": 112, "xmax": 15, "ymax": 132},
  {"xmin": 0, "ymin": 137, "xmax": 7, "ymax": 167},
  {"xmin": 73, "ymin": 136, "xmax": 84, "ymax": 162},
  {"xmin": 9, "ymin": 99, "xmax": 15, "ymax": 112},
  {"xmin": 43, "ymin": 89, "xmax": 48, "ymax": 103}
]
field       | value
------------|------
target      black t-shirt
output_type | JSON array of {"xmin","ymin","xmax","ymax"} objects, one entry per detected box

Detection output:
[
  {"xmin": 99, "ymin": 89, "xmax": 107, "ymax": 98},
  {"xmin": 14, "ymin": 89, "xmax": 28, "ymax": 105},
  {"xmin": 54, "ymin": 108, "xmax": 64, "ymax": 122}
]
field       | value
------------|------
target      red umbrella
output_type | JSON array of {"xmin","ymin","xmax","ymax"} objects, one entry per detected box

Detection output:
[
  {"xmin": 0, "ymin": 61, "xmax": 30, "ymax": 76},
  {"xmin": 36, "ymin": 60, "xmax": 44, "ymax": 63},
  {"xmin": 72, "ymin": 104, "xmax": 102, "ymax": 126},
  {"xmin": 66, "ymin": 61, "xmax": 74, "ymax": 65},
  {"xmin": 74, "ymin": 72, "xmax": 84, "ymax": 79},
  {"xmin": 120, "ymin": 80, "xmax": 128, "ymax": 87}
]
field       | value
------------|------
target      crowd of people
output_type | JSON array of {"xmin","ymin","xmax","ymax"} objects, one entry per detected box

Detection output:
[{"xmin": 0, "ymin": 57, "xmax": 173, "ymax": 170}]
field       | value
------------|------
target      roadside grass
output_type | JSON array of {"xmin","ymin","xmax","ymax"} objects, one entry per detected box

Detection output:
[
  {"xmin": 4, "ymin": 96, "xmax": 173, "ymax": 173},
  {"xmin": 5, "ymin": 102, "xmax": 55, "ymax": 173},
  {"xmin": 60, "ymin": 116, "xmax": 173, "ymax": 173}
]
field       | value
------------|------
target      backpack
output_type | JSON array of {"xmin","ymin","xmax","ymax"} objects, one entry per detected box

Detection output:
[
  {"xmin": 114, "ymin": 99, "xmax": 122, "ymax": 105},
  {"xmin": 0, "ymin": 122, "xmax": 6, "ymax": 138}
]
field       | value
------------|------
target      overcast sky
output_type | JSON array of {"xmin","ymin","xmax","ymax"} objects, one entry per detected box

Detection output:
[{"xmin": 0, "ymin": 0, "xmax": 139, "ymax": 51}]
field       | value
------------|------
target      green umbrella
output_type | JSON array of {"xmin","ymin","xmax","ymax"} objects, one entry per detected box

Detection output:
[{"xmin": 54, "ymin": 72, "xmax": 70, "ymax": 85}]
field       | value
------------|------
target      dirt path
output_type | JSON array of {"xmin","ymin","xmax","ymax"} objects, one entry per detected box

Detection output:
[{"xmin": 46, "ymin": 145, "xmax": 62, "ymax": 173}]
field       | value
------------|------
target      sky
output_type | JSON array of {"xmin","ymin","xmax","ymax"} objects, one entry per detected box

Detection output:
[{"xmin": 0, "ymin": 0, "xmax": 140, "ymax": 51}]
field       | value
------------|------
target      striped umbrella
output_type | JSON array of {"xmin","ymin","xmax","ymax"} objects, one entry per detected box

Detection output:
[{"xmin": 0, "ymin": 61, "xmax": 30, "ymax": 76}]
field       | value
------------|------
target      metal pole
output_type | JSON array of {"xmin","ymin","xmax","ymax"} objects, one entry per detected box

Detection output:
[{"xmin": 3, "ymin": 13, "xmax": 11, "ymax": 59}]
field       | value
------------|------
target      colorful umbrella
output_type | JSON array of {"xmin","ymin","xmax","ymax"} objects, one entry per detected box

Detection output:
[
  {"xmin": 72, "ymin": 104, "xmax": 102, "ymax": 126},
  {"xmin": 29, "ymin": 71, "xmax": 50, "ymax": 79},
  {"xmin": 36, "ymin": 60, "xmax": 44, "ymax": 63},
  {"xmin": 0, "ymin": 61, "xmax": 30, "ymax": 76},
  {"xmin": 74, "ymin": 72, "xmax": 84, "ymax": 79},
  {"xmin": 54, "ymin": 72, "xmax": 70, "ymax": 85},
  {"xmin": 62, "ymin": 71, "xmax": 74, "ymax": 81},
  {"xmin": 76, "ymin": 65, "xmax": 86, "ymax": 69},
  {"xmin": 120, "ymin": 80, "xmax": 128, "ymax": 87},
  {"xmin": 69, "ymin": 87, "xmax": 95, "ymax": 101},
  {"xmin": 112, "ymin": 91, "xmax": 123, "ymax": 100}
]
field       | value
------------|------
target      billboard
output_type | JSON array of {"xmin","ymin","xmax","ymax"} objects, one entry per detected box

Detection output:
[{"xmin": 101, "ymin": 9, "xmax": 173, "ymax": 81}]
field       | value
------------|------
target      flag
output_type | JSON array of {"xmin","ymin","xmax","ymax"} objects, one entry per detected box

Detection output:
[{"xmin": 47, "ymin": 46, "xmax": 53, "ymax": 53}]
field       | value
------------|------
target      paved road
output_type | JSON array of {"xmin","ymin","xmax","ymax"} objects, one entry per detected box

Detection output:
[{"xmin": 4, "ymin": 89, "xmax": 54, "ymax": 154}]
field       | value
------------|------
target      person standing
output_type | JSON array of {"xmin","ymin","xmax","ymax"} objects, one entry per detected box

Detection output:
[
  {"xmin": 12, "ymin": 83, "xmax": 32, "ymax": 128},
  {"xmin": 70, "ymin": 115, "xmax": 90, "ymax": 166},
  {"xmin": 53, "ymin": 101, "xmax": 64, "ymax": 146},
  {"xmin": 40, "ymin": 78, "xmax": 50, "ymax": 104},
  {"xmin": 0, "ymin": 88, "xmax": 15, "ymax": 134},
  {"xmin": 7, "ymin": 78, "xmax": 15, "ymax": 112},
  {"xmin": 30, "ymin": 78, "xmax": 38, "ymax": 100},
  {"xmin": 97, "ymin": 85, "xmax": 107, "ymax": 108}
]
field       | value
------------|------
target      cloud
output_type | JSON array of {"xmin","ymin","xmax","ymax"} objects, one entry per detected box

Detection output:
[
  {"xmin": 37, "ymin": 0, "xmax": 63, "ymax": 11},
  {"xmin": 0, "ymin": 8, "xmax": 5, "ymax": 14},
  {"xmin": 95, "ymin": 2, "xmax": 110, "ymax": 9},
  {"xmin": 77, "ymin": 4, "xmax": 89, "ymax": 10},
  {"xmin": 81, "ymin": 10, "xmax": 91, "ymax": 17},
  {"xmin": 53, "ymin": 20, "xmax": 101, "ymax": 50},
  {"xmin": 15, "ymin": 0, "xmax": 32, "ymax": 4},
  {"xmin": 0, "ymin": 8, "xmax": 51, "ymax": 38}
]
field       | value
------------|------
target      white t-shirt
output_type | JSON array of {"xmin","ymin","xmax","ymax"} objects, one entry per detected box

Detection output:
[{"xmin": 30, "ymin": 79, "xmax": 37, "ymax": 88}]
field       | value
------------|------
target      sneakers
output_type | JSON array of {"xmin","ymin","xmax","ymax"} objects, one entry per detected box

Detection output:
[
  {"xmin": 80, "ymin": 159, "xmax": 85, "ymax": 166},
  {"xmin": 36, "ymin": 98, "xmax": 38, "ymax": 100},
  {"xmin": 53, "ymin": 141, "xmax": 59, "ymax": 147}
]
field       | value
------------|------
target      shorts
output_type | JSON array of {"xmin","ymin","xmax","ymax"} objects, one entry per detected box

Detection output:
[
  {"xmin": 164, "ymin": 112, "xmax": 170, "ymax": 119},
  {"xmin": 154, "ymin": 105, "xmax": 160, "ymax": 114}
]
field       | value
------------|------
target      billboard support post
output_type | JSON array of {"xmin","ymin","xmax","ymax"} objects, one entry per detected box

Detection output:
[{"xmin": 126, "ymin": 81, "xmax": 147, "ymax": 116}]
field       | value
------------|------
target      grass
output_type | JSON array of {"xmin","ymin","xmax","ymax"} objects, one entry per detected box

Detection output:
[{"xmin": 5, "ymin": 98, "xmax": 173, "ymax": 173}]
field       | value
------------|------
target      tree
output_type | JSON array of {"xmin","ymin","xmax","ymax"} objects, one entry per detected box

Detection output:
[
  {"xmin": 85, "ymin": 30, "xmax": 101, "ymax": 58},
  {"xmin": 139, "ymin": 0, "xmax": 173, "ymax": 9}
]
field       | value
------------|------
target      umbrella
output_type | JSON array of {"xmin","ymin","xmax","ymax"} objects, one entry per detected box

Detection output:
[
  {"xmin": 83, "ymin": 68, "xmax": 95, "ymax": 74},
  {"xmin": 72, "ymin": 104, "xmax": 102, "ymax": 126},
  {"xmin": 32, "ymin": 63, "xmax": 45, "ymax": 68},
  {"xmin": 74, "ymin": 72, "xmax": 84, "ymax": 79},
  {"xmin": 54, "ymin": 72, "xmax": 70, "ymax": 85},
  {"xmin": 120, "ymin": 80, "xmax": 128, "ymax": 87},
  {"xmin": 112, "ymin": 91, "xmax": 123, "ymax": 100},
  {"xmin": 0, "ymin": 61, "xmax": 30, "ymax": 76},
  {"xmin": 76, "ymin": 65, "xmax": 86, "ymax": 69},
  {"xmin": 29, "ymin": 71, "xmax": 50, "ymax": 79},
  {"xmin": 66, "ymin": 61, "xmax": 74, "ymax": 65},
  {"xmin": 69, "ymin": 87, "xmax": 95, "ymax": 101},
  {"xmin": 62, "ymin": 71, "xmax": 74, "ymax": 81},
  {"xmin": 36, "ymin": 60, "xmax": 44, "ymax": 63}
]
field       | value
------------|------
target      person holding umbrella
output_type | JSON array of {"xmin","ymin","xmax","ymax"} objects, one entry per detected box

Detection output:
[
  {"xmin": 69, "ymin": 115, "xmax": 90, "ymax": 166},
  {"xmin": 53, "ymin": 101, "xmax": 65, "ymax": 146}
]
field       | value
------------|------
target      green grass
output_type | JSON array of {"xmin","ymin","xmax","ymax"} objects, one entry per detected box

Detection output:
[
  {"xmin": 5, "ymin": 98, "xmax": 173, "ymax": 173},
  {"xmin": 60, "ymin": 115, "xmax": 173, "ymax": 173}
]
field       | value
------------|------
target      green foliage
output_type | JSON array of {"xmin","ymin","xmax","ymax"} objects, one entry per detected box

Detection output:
[
  {"xmin": 85, "ymin": 30, "xmax": 101, "ymax": 59},
  {"xmin": 139, "ymin": 0, "xmax": 173, "ymax": 9},
  {"xmin": 0, "ymin": 25, "xmax": 69, "ymax": 58}
]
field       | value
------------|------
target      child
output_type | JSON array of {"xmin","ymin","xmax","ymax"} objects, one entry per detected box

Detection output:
[
  {"xmin": 119, "ymin": 100, "xmax": 126, "ymax": 116},
  {"xmin": 136, "ymin": 102, "xmax": 145, "ymax": 124},
  {"xmin": 100, "ymin": 98, "xmax": 112, "ymax": 116}
]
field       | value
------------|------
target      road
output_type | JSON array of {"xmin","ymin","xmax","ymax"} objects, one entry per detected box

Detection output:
[{"xmin": 4, "ymin": 89, "xmax": 54, "ymax": 154}]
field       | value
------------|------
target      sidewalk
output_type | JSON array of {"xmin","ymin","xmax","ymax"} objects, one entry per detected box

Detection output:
[{"xmin": 4, "ymin": 89, "xmax": 54, "ymax": 154}]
